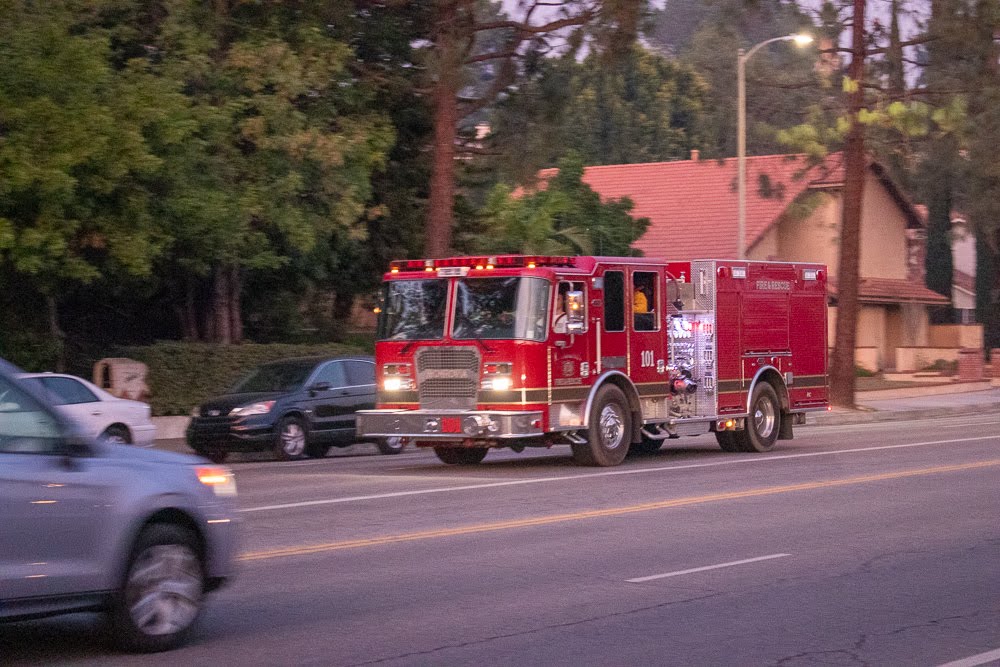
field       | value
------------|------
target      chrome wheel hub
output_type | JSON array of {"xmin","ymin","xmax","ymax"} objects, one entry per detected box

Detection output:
[
  {"xmin": 753, "ymin": 399, "xmax": 776, "ymax": 438},
  {"xmin": 599, "ymin": 404, "xmax": 625, "ymax": 450}
]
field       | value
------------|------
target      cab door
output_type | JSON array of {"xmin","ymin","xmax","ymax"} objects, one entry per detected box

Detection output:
[
  {"xmin": 550, "ymin": 280, "xmax": 593, "ymax": 428},
  {"xmin": 598, "ymin": 269, "xmax": 629, "ymax": 377},
  {"xmin": 629, "ymin": 268, "xmax": 669, "ymax": 396}
]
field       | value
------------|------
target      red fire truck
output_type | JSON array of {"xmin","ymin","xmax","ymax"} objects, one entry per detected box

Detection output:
[{"xmin": 357, "ymin": 255, "xmax": 829, "ymax": 466}]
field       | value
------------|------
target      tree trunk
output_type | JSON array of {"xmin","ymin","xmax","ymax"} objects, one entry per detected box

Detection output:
[
  {"xmin": 229, "ymin": 266, "xmax": 243, "ymax": 344},
  {"xmin": 425, "ymin": 1, "xmax": 460, "ymax": 258},
  {"xmin": 176, "ymin": 276, "xmax": 200, "ymax": 341},
  {"xmin": 211, "ymin": 266, "xmax": 232, "ymax": 344},
  {"xmin": 46, "ymin": 294, "xmax": 66, "ymax": 372},
  {"xmin": 829, "ymin": 0, "xmax": 867, "ymax": 408}
]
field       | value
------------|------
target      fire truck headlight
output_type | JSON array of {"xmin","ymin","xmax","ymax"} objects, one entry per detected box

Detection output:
[
  {"xmin": 481, "ymin": 362, "xmax": 513, "ymax": 391},
  {"xmin": 487, "ymin": 377, "xmax": 512, "ymax": 391},
  {"xmin": 382, "ymin": 363, "xmax": 415, "ymax": 391}
]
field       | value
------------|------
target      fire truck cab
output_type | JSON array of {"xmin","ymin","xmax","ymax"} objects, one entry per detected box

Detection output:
[{"xmin": 357, "ymin": 255, "xmax": 829, "ymax": 466}]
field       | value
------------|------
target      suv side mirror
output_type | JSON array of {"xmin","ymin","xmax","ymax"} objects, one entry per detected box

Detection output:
[
  {"xmin": 309, "ymin": 381, "xmax": 332, "ymax": 393},
  {"xmin": 566, "ymin": 290, "xmax": 585, "ymax": 333}
]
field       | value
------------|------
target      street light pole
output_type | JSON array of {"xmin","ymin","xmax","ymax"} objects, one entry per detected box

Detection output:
[{"xmin": 737, "ymin": 33, "xmax": 814, "ymax": 260}]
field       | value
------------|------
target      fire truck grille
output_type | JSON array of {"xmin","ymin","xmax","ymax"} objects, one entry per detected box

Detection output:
[{"xmin": 415, "ymin": 347, "xmax": 481, "ymax": 410}]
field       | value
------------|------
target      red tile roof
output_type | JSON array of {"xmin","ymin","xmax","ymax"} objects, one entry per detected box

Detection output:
[
  {"xmin": 828, "ymin": 277, "xmax": 950, "ymax": 305},
  {"xmin": 536, "ymin": 153, "xmax": 846, "ymax": 260}
]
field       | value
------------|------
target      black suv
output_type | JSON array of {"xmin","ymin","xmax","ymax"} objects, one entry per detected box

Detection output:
[{"xmin": 186, "ymin": 356, "xmax": 402, "ymax": 462}]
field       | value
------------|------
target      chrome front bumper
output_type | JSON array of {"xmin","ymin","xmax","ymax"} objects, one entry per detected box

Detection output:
[{"xmin": 357, "ymin": 409, "xmax": 544, "ymax": 440}]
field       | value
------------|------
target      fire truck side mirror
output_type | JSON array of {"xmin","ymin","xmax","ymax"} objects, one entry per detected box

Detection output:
[{"xmin": 566, "ymin": 290, "xmax": 585, "ymax": 333}]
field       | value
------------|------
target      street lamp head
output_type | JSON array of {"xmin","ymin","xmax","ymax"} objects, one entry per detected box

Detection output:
[{"xmin": 791, "ymin": 33, "xmax": 814, "ymax": 47}]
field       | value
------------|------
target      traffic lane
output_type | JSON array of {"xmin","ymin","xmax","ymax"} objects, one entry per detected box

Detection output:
[
  {"xmin": 6, "ymin": 452, "xmax": 998, "ymax": 666},
  {"xmin": 224, "ymin": 413, "xmax": 1000, "ymax": 512},
  {"xmin": 234, "ymin": 432, "xmax": 1000, "ymax": 555}
]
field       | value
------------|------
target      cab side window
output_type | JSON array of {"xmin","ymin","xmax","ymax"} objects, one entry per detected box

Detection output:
[
  {"xmin": 604, "ymin": 271, "xmax": 625, "ymax": 332},
  {"xmin": 39, "ymin": 377, "xmax": 99, "ymax": 405},
  {"xmin": 553, "ymin": 281, "xmax": 586, "ymax": 334},
  {"xmin": 632, "ymin": 271, "xmax": 658, "ymax": 332}
]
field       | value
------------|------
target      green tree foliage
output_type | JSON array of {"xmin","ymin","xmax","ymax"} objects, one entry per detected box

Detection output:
[
  {"xmin": 419, "ymin": 0, "xmax": 647, "ymax": 257},
  {"xmin": 0, "ymin": 0, "xmax": 166, "ymax": 361},
  {"xmin": 490, "ymin": 45, "xmax": 706, "ymax": 183},
  {"xmin": 478, "ymin": 154, "xmax": 649, "ymax": 256},
  {"xmin": 113, "ymin": 0, "xmax": 395, "ymax": 342},
  {"xmin": 652, "ymin": 0, "xmax": 818, "ymax": 159}
]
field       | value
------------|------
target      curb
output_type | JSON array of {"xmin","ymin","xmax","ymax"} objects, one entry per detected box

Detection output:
[{"xmin": 807, "ymin": 401, "xmax": 1000, "ymax": 427}]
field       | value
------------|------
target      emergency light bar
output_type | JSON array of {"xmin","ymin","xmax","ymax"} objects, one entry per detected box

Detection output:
[{"xmin": 389, "ymin": 255, "xmax": 576, "ymax": 273}]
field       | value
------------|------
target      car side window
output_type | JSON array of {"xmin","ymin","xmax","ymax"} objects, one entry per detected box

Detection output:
[
  {"xmin": 39, "ymin": 377, "xmax": 98, "ymax": 405},
  {"xmin": 0, "ymin": 376, "xmax": 64, "ymax": 454},
  {"xmin": 312, "ymin": 362, "xmax": 347, "ymax": 389},
  {"xmin": 345, "ymin": 361, "xmax": 375, "ymax": 387}
]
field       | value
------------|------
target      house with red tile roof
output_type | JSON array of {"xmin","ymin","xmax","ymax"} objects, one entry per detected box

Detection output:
[{"xmin": 534, "ymin": 151, "xmax": 952, "ymax": 371}]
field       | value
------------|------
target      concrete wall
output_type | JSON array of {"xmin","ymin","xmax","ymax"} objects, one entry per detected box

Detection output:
[
  {"xmin": 895, "ymin": 347, "xmax": 960, "ymax": 372},
  {"xmin": 928, "ymin": 324, "xmax": 984, "ymax": 349}
]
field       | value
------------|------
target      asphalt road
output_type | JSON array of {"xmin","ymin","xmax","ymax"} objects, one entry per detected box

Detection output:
[{"xmin": 4, "ymin": 413, "xmax": 1000, "ymax": 667}]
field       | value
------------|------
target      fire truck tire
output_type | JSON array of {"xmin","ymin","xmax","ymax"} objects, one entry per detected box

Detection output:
[
  {"xmin": 573, "ymin": 385, "xmax": 631, "ymax": 467},
  {"xmin": 434, "ymin": 446, "xmax": 489, "ymax": 465},
  {"xmin": 715, "ymin": 431, "xmax": 740, "ymax": 452},
  {"xmin": 736, "ymin": 382, "xmax": 781, "ymax": 453}
]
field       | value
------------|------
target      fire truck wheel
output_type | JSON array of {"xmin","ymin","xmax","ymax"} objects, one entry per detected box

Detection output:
[
  {"xmin": 434, "ymin": 446, "xmax": 489, "ymax": 465},
  {"xmin": 714, "ymin": 431, "xmax": 739, "ymax": 452},
  {"xmin": 573, "ymin": 384, "xmax": 631, "ymax": 467},
  {"xmin": 736, "ymin": 382, "xmax": 781, "ymax": 453}
]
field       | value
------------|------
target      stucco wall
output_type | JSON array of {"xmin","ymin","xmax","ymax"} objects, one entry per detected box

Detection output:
[
  {"xmin": 775, "ymin": 192, "xmax": 840, "ymax": 270},
  {"xmin": 929, "ymin": 324, "xmax": 983, "ymax": 348},
  {"xmin": 952, "ymin": 221, "xmax": 976, "ymax": 276},
  {"xmin": 858, "ymin": 172, "xmax": 909, "ymax": 279}
]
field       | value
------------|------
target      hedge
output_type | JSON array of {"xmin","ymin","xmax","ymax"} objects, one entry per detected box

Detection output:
[{"xmin": 116, "ymin": 341, "xmax": 373, "ymax": 416}]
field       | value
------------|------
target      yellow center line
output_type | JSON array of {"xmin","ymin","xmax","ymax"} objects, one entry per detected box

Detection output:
[{"xmin": 240, "ymin": 458, "xmax": 1000, "ymax": 562}]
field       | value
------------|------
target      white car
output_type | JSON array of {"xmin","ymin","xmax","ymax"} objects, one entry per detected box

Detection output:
[{"xmin": 17, "ymin": 372, "xmax": 156, "ymax": 446}]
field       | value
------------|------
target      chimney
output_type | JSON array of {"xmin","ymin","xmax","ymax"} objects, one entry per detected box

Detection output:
[{"xmin": 690, "ymin": 149, "xmax": 699, "ymax": 161}]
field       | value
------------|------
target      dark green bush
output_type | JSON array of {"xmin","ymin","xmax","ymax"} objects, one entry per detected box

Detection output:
[
  {"xmin": 855, "ymin": 365, "xmax": 877, "ymax": 378},
  {"xmin": 117, "ymin": 341, "xmax": 373, "ymax": 416}
]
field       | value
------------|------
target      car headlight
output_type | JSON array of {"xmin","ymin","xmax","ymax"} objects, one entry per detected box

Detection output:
[
  {"xmin": 230, "ymin": 400, "xmax": 275, "ymax": 416},
  {"xmin": 195, "ymin": 466, "xmax": 237, "ymax": 497}
]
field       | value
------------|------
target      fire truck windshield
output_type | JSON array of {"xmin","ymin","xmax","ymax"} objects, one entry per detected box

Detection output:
[
  {"xmin": 453, "ymin": 277, "xmax": 550, "ymax": 341},
  {"xmin": 377, "ymin": 279, "xmax": 448, "ymax": 340}
]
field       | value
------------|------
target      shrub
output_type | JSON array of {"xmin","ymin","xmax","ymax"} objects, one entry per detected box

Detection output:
[
  {"xmin": 116, "ymin": 341, "xmax": 373, "ymax": 416},
  {"xmin": 854, "ymin": 365, "xmax": 877, "ymax": 377},
  {"xmin": 922, "ymin": 358, "xmax": 958, "ymax": 373}
]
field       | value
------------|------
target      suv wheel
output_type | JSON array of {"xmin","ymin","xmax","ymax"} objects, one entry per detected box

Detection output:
[
  {"xmin": 274, "ymin": 416, "xmax": 307, "ymax": 460},
  {"xmin": 376, "ymin": 437, "xmax": 405, "ymax": 455},
  {"xmin": 110, "ymin": 523, "xmax": 205, "ymax": 653}
]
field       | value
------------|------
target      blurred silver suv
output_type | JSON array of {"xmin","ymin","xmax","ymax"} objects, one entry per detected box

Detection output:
[{"xmin": 0, "ymin": 361, "xmax": 239, "ymax": 652}]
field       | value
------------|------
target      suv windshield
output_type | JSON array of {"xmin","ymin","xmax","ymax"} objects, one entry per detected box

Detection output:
[
  {"xmin": 0, "ymin": 375, "xmax": 63, "ymax": 453},
  {"xmin": 453, "ymin": 277, "xmax": 550, "ymax": 341},
  {"xmin": 377, "ymin": 279, "xmax": 448, "ymax": 341},
  {"xmin": 229, "ymin": 360, "xmax": 316, "ymax": 393}
]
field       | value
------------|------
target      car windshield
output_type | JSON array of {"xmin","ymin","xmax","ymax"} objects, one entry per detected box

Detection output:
[
  {"xmin": 452, "ymin": 277, "xmax": 550, "ymax": 341},
  {"xmin": 228, "ymin": 360, "xmax": 316, "ymax": 393},
  {"xmin": 377, "ymin": 279, "xmax": 448, "ymax": 341}
]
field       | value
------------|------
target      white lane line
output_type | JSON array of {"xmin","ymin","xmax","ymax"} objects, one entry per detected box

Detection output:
[
  {"xmin": 238, "ymin": 435, "xmax": 999, "ymax": 512},
  {"xmin": 627, "ymin": 554, "xmax": 791, "ymax": 583},
  {"xmin": 937, "ymin": 648, "xmax": 1000, "ymax": 667}
]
